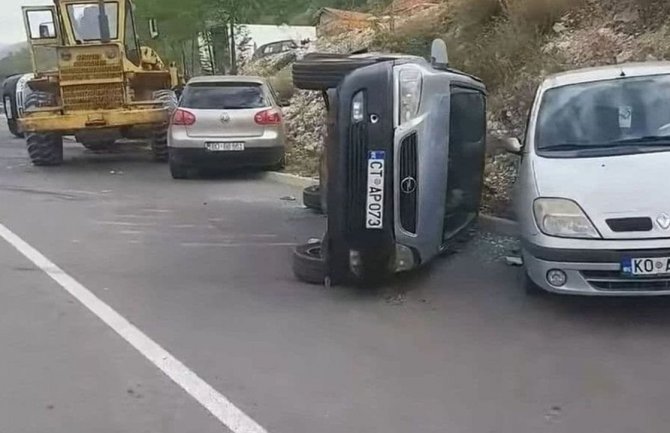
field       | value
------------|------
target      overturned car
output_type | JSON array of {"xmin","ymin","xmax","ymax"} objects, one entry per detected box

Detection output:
[{"xmin": 292, "ymin": 41, "xmax": 488, "ymax": 285}]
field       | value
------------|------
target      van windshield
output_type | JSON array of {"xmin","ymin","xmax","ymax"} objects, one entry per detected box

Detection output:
[{"xmin": 535, "ymin": 74, "xmax": 670, "ymax": 156}]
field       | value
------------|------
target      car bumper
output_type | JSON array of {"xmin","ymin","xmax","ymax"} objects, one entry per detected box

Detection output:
[
  {"xmin": 169, "ymin": 147, "xmax": 284, "ymax": 168},
  {"xmin": 524, "ymin": 241, "xmax": 670, "ymax": 296}
]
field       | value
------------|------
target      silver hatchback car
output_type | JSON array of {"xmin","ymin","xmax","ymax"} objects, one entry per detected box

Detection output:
[
  {"xmin": 507, "ymin": 62, "xmax": 670, "ymax": 296},
  {"xmin": 168, "ymin": 76, "xmax": 286, "ymax": 178}
]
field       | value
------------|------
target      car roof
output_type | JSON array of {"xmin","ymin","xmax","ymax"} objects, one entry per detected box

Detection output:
[
  {"xmin": 187, "ymin": 76, "xmax": 268, "ymax": 85},
  {"xmin": 541, "ymin": 62, "xmax": 670, "ymax": 90}
]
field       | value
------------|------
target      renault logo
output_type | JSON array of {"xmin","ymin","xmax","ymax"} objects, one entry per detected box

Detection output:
[
  {"xmin": 401, "ymin": 177, "xmax": 417, "ymax": 194},
  {"xmin": 657, "ymin": 213, "xmax": 670, "ymax": 230},
  {"xmin": 220, "ymin": 113, "xmax": 231, "ymax": 123}
]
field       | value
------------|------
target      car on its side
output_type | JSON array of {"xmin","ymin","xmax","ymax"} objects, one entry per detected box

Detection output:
[
  {"xmin": 506, "ymin": 62, "xmax": 670, "ymax": 296},
  {"xmin": 168, "ymin": 76, "xmax": 287, "ymax": 179},
  {"xmin": 252, "ymin": 40, "xmax": 299, "ymax": 60}
]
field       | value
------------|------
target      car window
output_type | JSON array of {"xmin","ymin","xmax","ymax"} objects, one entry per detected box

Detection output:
[
  {"xmin": 181, "ymin": 83, "xmax": 268, "ymax": 110},
  {"xmin": 536, "ymin": 74, "xmax": 670, "ymax": 152}
]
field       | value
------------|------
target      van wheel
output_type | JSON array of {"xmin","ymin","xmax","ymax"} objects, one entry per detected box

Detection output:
[
  {"xmin": 292, "ymin": 242, "xmax": 327, "ymax": 284},
  {"xmin": 24, "ymin": 91, "xmax": 62, "ymax": 166},
  {"xmin": 8, "ymin": 119, "xmax": 23, "ymax": 138},
  {"xmin": 303, "ymin": 185, "xmax": 322, "ymax": 212},
  {"xmin": 292, "ymin": 57, "xmax": 377, "ymax": 90}
]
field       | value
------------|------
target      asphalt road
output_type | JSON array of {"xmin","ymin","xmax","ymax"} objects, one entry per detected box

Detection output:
[{"xmin": 3, "ymin": 121, "xmax": 670, "ymax": 433}]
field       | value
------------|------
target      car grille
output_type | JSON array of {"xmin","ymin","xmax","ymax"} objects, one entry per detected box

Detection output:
[
  {"xmin": 399, "ymin": 132, "xmax": 418, "ymax": 233},
  {"xmin": 606, "ymin": 217, "xmax": 652, "ymax": 232},
  {"xmin": 61, "ymin": 83, "xmax": 124, "ymax": 111},
  {"xmin": 581, "ymin": 270, "xmax": 670, "ymax": 291},
  {"xmin": 346, "ymin": 121, "xmax": 368, "ymax": 231},
  {"xmin": 60, "ymin": 53, "xmax": 124, "ymax": 111}
]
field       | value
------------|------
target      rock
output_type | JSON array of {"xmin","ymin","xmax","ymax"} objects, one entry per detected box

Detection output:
[
  {"xmin": 616, "ymin": 50, "xmax": 633, "ymax": 63},
  {"xmin": 553, "ymin": 22, "xmax": 567, "ymax": 33}
]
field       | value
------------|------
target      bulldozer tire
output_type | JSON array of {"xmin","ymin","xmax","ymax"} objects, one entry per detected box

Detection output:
[
  {"xmin": 292, "ymin": 57, "xmax": 377, "ymax": 90},
  {"xmin": 24, "ymin": 91, "xmax": 63, "ymax": 166},
  {"xmin": 151, "ymin": 125, "xmax": 169, "ymax": 162},
  {"xmin": 27, "ymin": 133, "xmax": 63, "ymax": 166},
  {"xmin": 8, "ymin": 119, "xmax": 23, "ymax": 138},
  {"xmin": 81, "ymin": 140, "xmax": 114, "ymax": 151},
  {"xmin": 153, "ymin": 89, "xmax": 178, "ymax": 115}
]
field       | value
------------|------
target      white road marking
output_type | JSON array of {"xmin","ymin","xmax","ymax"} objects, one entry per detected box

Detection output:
[
  {"xmin": 0, "ymin": 222, "xmax": 269, "ymax": 433},
  {"xmin": 119, "ymin": 230, "xmax": 143, "ymax": 235},
  {"xmin": 98, "ymin": 221, "xmax": 156, "ymax": 227}
]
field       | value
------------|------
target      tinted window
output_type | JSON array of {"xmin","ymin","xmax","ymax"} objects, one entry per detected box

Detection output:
[
  {"xmin": 181, "ymin": 83, "xmax": 267, "ymax": 110},
  {"xmin": 536, "ymin": 74, "xmax": 670, "ymax": 152},
  {"xmin": 450, "ymin": 91, "xmax": 486, "ymax": 143}
]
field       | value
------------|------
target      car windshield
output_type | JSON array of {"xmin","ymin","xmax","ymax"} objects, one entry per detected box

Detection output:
[
  {"xmin": 535, "ymin": 74, "xmax": 670, "ymax": 155},
  {"xmin": 67, "ymin": 2, "xmax": 119, "ymax": 42},
  {"xmin": 181, "ymin": 83, "xmax": 267, "ymax": 110}
]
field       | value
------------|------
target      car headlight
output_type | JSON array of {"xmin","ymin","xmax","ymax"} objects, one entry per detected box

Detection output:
[
  {"xmin": 533, "ymin": 198, "xmax": 600, "ymax": 239},
  {"xmin": 351, "ymin": 91, "xmax": 364, "ymax": 123},
  {"xmin": 398, "ymin": 68, "xmax": 422, "ymax": 125}
]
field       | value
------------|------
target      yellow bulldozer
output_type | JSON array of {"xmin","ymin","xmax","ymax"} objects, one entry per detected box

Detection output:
[{"xmin": 18, "ymin": 0, "xmax": 182, "ymax": 165}]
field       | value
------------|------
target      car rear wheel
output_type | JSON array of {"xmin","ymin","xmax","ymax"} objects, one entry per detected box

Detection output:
[
  {"xmin": 169, "ymin": 158, "xmax": 190, "ymax": 179},
  {"xmin": 292, "ymin": 57, "xmax": 377, "ymax": 91},
  {"xmin": 292, "ymin": 241, "xmax": 327, "ymax": 284}
]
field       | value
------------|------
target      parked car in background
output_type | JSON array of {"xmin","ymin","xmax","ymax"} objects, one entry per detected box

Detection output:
[
  {"xmin": 505, "ymin": 62, "xmax": 670, "ymax": 296},
  {"xmin": 252, "ymin": 40, "xmax": 299, "ymax": 60},
  {"xmin": 2, "ymin": 73, "xmax": 33, "ymax": 138},
  {"xmin": 168, "ymin": 76, "xmax": 287, "ymax": 179}
]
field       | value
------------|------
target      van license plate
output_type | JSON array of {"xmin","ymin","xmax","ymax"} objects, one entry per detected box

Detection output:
[
  {"xmin": 206, "ymin": 142, "xmax": 245, "ymax": 151},
  {"xmin": 622, "ymin": 257, "xmax": 670, "ymax": 276},
  {"xmin": 365, "ymin": 151, "xmax": 385, "ymax": 229}
]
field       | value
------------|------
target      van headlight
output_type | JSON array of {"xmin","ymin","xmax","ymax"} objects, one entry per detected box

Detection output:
[
  {"xmin": 533, "ymin": 198, "xmax": 601, "ymax": 239},
  {"xmin": 397, "ymin": 67, "xmax": 422, "ymax": 125}
]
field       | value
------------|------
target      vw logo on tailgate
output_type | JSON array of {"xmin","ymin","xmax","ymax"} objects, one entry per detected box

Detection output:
[{"xmin": 220, "ymin": 113, "xmax": 231, "ymax": 123}]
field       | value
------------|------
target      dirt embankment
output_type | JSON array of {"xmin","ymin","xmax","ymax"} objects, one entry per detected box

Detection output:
[{"xmin": 244, "ymin": 0, "xmax": 670, "ymax": 216}]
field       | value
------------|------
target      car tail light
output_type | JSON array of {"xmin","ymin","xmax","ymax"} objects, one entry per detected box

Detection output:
[
  {"xmin": 172, "ymin": 109, "xmax": 196, "ymax": 126},
  {"xmin": 254, "ymin": 108, "xmax": 281, "ymax": 125}
]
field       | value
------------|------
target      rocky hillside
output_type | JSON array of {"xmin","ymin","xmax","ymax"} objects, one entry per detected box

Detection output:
[{"xmin": 244, "ymin": 0, "xmax": 670, "ymax": 216}]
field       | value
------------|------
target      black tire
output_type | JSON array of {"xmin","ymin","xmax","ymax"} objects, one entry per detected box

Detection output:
[
  {"xmin": 318, "ymin": 150, "xmax": 328, "ymax": 214},
  {"xmin": 24, "ymin": 91, "xmax": 63, "ymax": 166},
  {"xmin": 292, "ymin": 242, "xmax": 327, "ymax": 285},
  {"xmin": 266, "ymin": 154, "xmax": 286, "ymax": 171},
  {"xmin": 7, "ymin": 119, "xmax": 23, "ymax": 138},
  {"xmin": 303, "ymin": 185, "xmax": 322, "ymax": 213},
  {"xmin": 151, "ymin": 125, "xmax": 169, "ymax": 162},
  {"xmin": 292, "ymin": 57, "xmax": 377, "ymax": 90},
  {"xmin": 81, "ymin": 140, "xmax": 114, "ymax": 151},
  {"xmin": 169, "ymin": 158, "xmax": 190, "ymax": 179},
  {"xmin": 302, "ymin": 52, "xmax": 348, "ymax": 60}
]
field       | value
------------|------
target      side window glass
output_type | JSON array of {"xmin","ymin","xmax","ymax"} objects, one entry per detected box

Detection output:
[{"xmin": 124, "ymin": 1, "xmax": 140, "ymax": 65}]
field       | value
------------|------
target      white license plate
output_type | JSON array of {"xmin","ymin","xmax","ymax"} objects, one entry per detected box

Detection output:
[
  {"xmin": 205, "ymin": 142, "xmax": 245, "ymax": 152},
  {"xmin": 365, "ymin": 151, "xmax": 385, "ymax": 229},
  {"xmin": 622, "ymin": 257, "xmax": 670, "ymax": 276}
]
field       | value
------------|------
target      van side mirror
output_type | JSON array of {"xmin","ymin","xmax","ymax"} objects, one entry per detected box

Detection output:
[
  {"xmin": 502, "ymin": 137, "xmax": 523, "ymax": 154},
  {"xmin": 149, "ymin": 19, "xmax": 159, "ymax": 39}
]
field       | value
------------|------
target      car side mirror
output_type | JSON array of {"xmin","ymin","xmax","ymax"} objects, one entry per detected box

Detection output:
[{"xmin": 502, "ymin": 137, "xmax": 523, "ymax": 154}]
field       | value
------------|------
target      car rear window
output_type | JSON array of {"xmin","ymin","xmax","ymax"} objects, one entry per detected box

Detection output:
[{"xmin": 181, "ymin": 83, "xmax": 267, "ymax": 109}]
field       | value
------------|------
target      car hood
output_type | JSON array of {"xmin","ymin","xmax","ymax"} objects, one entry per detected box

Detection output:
[{"xmin": 532, "ymin": 152, "xmax": 670, "ymax": 239}]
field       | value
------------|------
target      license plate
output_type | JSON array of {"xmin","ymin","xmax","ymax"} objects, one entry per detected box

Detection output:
[
  {"xmin": 205, "ymin": 142, "xmax": 245, "ymax": 151},
  {"xmin": 365, "ymin": 151, "xmax": 385, "ymax": 229},
  {"xmin": 622, "ymin": 257, "xmax": 670, "ymax": 276}
]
